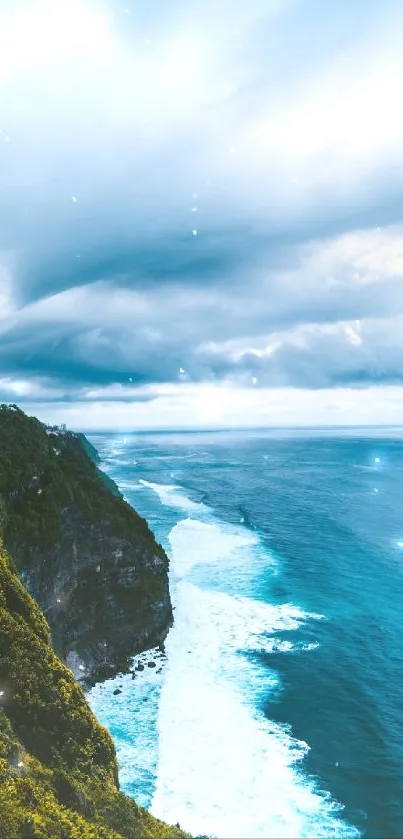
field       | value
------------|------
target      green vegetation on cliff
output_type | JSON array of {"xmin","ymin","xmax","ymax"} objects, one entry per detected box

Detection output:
[
  {"xmin": 0, "ymin": 404, "xmax": 162, "ymax": 558},
  {"xmin": 0, "ymin": 405, "xmax": 184, "ymax": 835},
  {"xmin": 0, "ymin": 541, "xmax": 187, "ymax": 838},
  {"xmin": 0, "ymin": 404, "xmax": 173, "ymax": 684}
]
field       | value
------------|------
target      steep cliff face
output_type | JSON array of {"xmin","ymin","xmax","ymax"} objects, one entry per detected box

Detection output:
[
  {"xmin": 0, "ymin": 404, "xmax": 173, "ymax": 686},
  {"xmin": 0, "ymin": 540, "xmax": 187, "ymax": 838}
]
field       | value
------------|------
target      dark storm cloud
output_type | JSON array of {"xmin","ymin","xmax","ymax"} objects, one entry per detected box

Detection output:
[
  {"xmin": 2, "ymin": 248, "xmax": 403, "ymax": 398},
  {"xmin": 13, "ymin": 173, "xmax": 403, "ymax": 307}
]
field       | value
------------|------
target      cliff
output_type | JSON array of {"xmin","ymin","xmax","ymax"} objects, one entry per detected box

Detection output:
[
  {"xmin": 0, "ymin": 404, "xmax": 173, "ymax": 686},
  {"xmin": 0, "ymin": 539, "xmax": 187, "ymax": 838}
]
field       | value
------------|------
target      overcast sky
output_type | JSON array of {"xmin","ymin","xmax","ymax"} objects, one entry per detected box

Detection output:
[{"xmin": 1, "ymin": 0, "xmax": 403, "ymax": 429}]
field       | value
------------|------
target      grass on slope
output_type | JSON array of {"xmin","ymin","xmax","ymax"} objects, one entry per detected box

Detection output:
[
  {"xmin": 0, "ymin": 540, "xmax": 186, "ymax": 839},
  {"xmin": 0, "ymin": 404, "xmax": 165, "ymax": 562}
]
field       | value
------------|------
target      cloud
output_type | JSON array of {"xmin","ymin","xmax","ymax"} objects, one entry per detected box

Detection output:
[
  {"xmin": 1, "ymin": 0, "xmax": 403, "ymax": 425},
  {"xmin": 2, "ymin": 224, "xmax": 403, "ymax": 397}
]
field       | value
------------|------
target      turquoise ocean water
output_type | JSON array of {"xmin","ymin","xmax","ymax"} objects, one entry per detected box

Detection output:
[{"xmin": 88, "ymin": 429, "xmax": 403, "ymax": 838}]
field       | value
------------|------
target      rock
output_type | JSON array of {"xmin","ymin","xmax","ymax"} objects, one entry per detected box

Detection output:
[
  {"xmin": 0, "ymin": 407, "xmax": 174, "ymax": 688},
  {"xmin": 147, "ymin": 661, "xmax": 156, "ymax": 668},
  {"xmin": 136, "ymin": 663, "xmax": 144, "ymax": 671},
  {"xmin": 113, "ymin": 689, "xmax": 122, "ymax": 696}
]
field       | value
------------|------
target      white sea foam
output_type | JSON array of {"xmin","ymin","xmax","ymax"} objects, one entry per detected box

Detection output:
[
  {"xmin": 168, "ymin": 517, "xmax": 257, "ymax": 577},
  {"xmin": 301, "ymin": 642, "xmax": 320, "ymax": 652},
  {"xmin": 140, "ymin": 480, "xmax": 276, "ymax": 579},
  {"xmin": 139, "ymin": 479, "xmax": 206, "ymax": 514},
  {"xmin": 148, "ymin": 500, "xmax": 355, "ymax": 838},
  {"xmin": 88, "ymin": 648, "xmax": 166, "ymax": 808},
  {"xmin": 91, "ymin": 476, "xmax": 358, "ymax": 838},
  {"xmin": 118, "ymin": 480, "xmax": 144, "ymax": 491},
  {"xmin": 151, "ymin": 577, "xmax": 355, "ymax": 838}
]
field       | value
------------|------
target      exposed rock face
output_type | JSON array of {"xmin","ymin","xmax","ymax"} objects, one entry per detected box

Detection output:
[
  {"xmin": 0, "ymin": 404, "xmax": 173, "ymax": 687},
  {"xmin": 22, "ymin": 507, "xmax": 173, "ymax": 686}
]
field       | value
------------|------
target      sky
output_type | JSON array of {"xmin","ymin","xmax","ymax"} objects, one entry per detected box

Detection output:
[{"xmin": 1, "ymin": 0, "xmax": 403, "ymax": 429}]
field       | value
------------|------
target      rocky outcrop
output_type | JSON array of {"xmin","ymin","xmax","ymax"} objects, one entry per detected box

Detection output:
[
  {"xmin": 19, "ymin": 505, "xmax": 173, "ymax": 687},
  {"xmin": 0, "ymin": 404, "xmax": 173, "ymax": 686}
]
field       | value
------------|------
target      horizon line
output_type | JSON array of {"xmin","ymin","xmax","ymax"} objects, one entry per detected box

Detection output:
[{"xmin": 73, "ymin": 423, "xmax": 403, "ymax": 434}]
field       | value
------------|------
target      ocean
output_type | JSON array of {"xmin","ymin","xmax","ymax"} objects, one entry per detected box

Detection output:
[{"xmin": 87, "ymin": 428, "xmax": 403, "ymax": 839}]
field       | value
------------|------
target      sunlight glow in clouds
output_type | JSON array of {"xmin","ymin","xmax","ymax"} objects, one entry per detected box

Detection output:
[
  {"xmin": 24, "ymin": 384, "xmax": 403, "ymax": 431},
  {"xmin": 0, "ymin": 1, "xmax": 113, "ymax": 83},
  {"xmin": 1, "ymin": 0, "xmax": 403, "ymax": 427}
]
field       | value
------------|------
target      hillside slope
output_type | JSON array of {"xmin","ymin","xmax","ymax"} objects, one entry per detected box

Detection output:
[
  {"xmin": 0, "ymin": 540, "xmax": 187, "ymax": 839},
  {"xmin": 0, "ymin": 404, "xmax": 173, "ymax": 686}
]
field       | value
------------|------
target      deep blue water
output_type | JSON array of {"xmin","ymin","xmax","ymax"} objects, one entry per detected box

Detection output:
[{"xmin": 88, "ymin": 428, "xmax": 403, "ymax": 839}]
